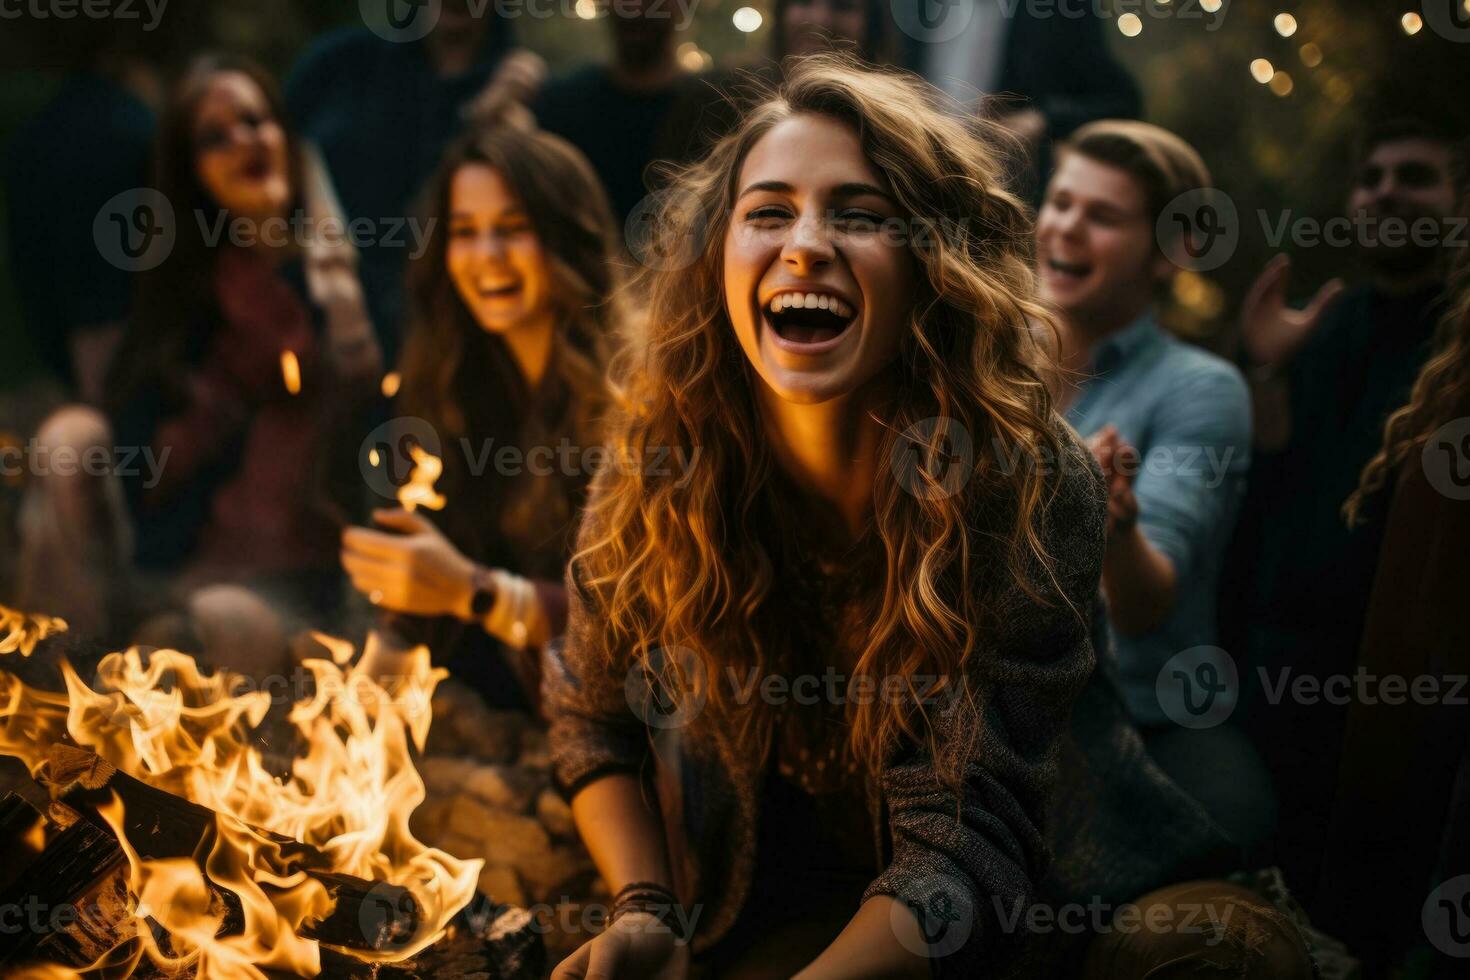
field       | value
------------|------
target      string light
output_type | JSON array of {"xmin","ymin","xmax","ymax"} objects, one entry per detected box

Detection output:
[
  {"xmin": 1401, "ymin": 11, "xmax": 1423, "ymax": 34},
  {"xmin": 574, "ymin": 0, "xmax": 597, "ymax": 19},
  {"xmin": 1251, "ymin": 59, "xmax": 1275, "ymax": 84},
  {"xmin": 732, "ymin": 6, "xmax": 762, "ymax": 33},
  {"xmin": 1200, "ymin": 0, "xmax": 1222, "ymax": 11},
  {"xmin": 677, "ymin": 42, "xmax": 712, "ymax": 71},
  {"xmin": 1118, "ymin": 12, "xmax": 1143, "ymax": 36},
  {"xmin": 1269, "ymin": 70, "xmax": 1294, "ymax": 97},
  {"xmin": 1274, "ymin": 13, "xmax": 1298, "ymax": 37},
  {"xmin": 1299, "ymin": 42, "xmax": 1323, "ymax": 68}
]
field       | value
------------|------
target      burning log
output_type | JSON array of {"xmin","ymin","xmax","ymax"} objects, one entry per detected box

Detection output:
[
  {"xmin": 0, "ymin": 793, "xmax": 137, "ymax": 970},
  {"xmin": 40, "ymin": 744, "xmax": 419, "ymax": 954}
]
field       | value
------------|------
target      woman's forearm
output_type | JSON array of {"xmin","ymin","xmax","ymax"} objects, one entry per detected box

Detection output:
[
  {"xmin": 570, "ymin": 774, "xmax": 674, "ymax": 895},
  {"xmin": 795, "ymin": 895, "xmax": 932, "ymax": 980}
]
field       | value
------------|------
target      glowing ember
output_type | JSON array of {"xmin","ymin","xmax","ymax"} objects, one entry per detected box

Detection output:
[
  {"xmin": 0, "ymin": 621, "xmax": 481, "ymax": 978},
  {"xmin": 281, "ymin": 350, "xmax": 303, "ymax": 395},
  {"xmin": 397, "ymin": 446, "xmax": 447, "ymax": 513}
]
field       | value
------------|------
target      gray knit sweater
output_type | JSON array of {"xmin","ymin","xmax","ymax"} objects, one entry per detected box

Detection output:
[{"xmin": 544, "ymin": 424, "xmax": 1233, "ymax": 977}]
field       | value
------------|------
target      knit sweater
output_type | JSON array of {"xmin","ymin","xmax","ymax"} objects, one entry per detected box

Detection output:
[{"xmin": 544, "ymin": 422, "xmax": 1233, "ymax": 976}]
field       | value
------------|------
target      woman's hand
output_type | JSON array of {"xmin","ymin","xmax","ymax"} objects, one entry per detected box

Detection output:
[
  {"xmin": 551, "ymin": 912, "xmax": 690, "ymax": 980},
  {"xmin": 340, "ymin": 509, "xmax": 476, "ymax": 620}
]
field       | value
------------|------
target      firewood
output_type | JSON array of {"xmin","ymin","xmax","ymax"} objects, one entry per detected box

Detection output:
[
  {"xmin": 0, "ymin": 793, "xmax": 128, "ymax": 966},
  {"xmin": 39, "ymin": 745, "xmax": 418, "ymax": 954}
]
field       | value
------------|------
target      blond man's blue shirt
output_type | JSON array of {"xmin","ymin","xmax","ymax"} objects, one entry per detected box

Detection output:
[{"xmin": 1065, "ymin": 313, "xmax": 1252, "ymax": 726}]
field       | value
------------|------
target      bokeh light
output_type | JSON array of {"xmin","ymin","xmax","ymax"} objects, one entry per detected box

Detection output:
[{"xmin": 732, "ymin": 7, "xmax": 763, "ymax": 33}]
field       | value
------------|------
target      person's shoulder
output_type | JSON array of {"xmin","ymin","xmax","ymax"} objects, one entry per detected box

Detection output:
[
  {"xmin": 537, "ymin": 64, "xmax": 607, "ymax": 102},
  {"xmin": 1155, "ymin": 332, "xmax": 1249, "ymax": 401},
  {"xmin": 1049, "ymin": 417, "xmax": 1109, "ymax": 517},
  {"xmin": 293, "ymin": 27, "xmax": 384, "ymax": 75},
  {"xmin": 532, "ymin": 64, "xmax": 608, "ymax": 128}
]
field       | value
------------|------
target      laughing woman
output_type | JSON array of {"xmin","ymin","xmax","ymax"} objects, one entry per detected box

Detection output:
[
  {"xmin": 340, "ymin": 125, "xmax": 618, "ymax": 713},
  {"xmin": 546, "ymin": 59, "xmax": 1107, "ymax": 978}
]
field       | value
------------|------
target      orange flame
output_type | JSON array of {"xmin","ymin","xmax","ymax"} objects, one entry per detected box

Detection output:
[
  {"xmin": 0, "ymin": 622, "xmax": 481, "ymax": 976},
  {"xmin": 396, "ymin": 446, "xmax": 446, "ymax": 513},
  {"xmin": 0, "ymin": 604, "xmax": 69, "ymax": 657}
]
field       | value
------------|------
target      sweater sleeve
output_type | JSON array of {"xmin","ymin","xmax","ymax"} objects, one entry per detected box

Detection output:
[
  {"xmin": 863, "ymin": 426, "xmax": 1107, "ymax": 978},
  {"xmin": 543, "ymin": 545, "xmax": 652, "ymax": 799}
]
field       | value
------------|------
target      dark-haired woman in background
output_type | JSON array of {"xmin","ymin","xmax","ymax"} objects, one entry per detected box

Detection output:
[
  {"xmin": 94, "ymin": 54, "xmax": 378, "ymax": 662},
  {"xmin": 340, "ymin": 125, "xmax": 620, "ymax": 714}
]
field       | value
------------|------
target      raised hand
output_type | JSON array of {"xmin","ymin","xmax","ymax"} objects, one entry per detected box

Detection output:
[
  {"xmin": 1087, "ymin": 425, "xmax": 1140, "ymax": 539},
  {"xmin": 1241, "ymin": 253, "xmax": 1346, "ymax": 368}
]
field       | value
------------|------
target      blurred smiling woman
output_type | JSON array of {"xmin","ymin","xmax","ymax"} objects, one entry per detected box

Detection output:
[
  {"xmin": 340, "ymin": 124, "xmax": 619, "ymax": 714},
  {"xmin": 546, "ymin": 57, "xmax": 1106, "ymax": 978}
]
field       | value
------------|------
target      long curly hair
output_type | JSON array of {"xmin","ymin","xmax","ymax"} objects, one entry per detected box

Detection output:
[
  {"xmin": 1345, "ymin": 175, "xmax": 1470, "ymax": 526},
  {"xmin": 571, "ymin": 57, "xmax": 1069, "ymax": 785},
  {"xmin": 397, "ymin": 125, "xmax": 621, "ymax": 575}
]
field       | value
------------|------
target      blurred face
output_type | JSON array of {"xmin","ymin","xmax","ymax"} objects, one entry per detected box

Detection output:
[
  {"xmin": 723, "ymin": 113, "xmax": 916, "ymax": 405},
  {"xmin": 1036, "ymin": 151, "xmax": 1170, "ymax": 327},
  {"xmin": 434, "ymin": 0, "xmax": 492, "ymax": 51},
  {"xmin": 782, "ymin": 0, "xmax": 868, "ymax": 57},
  {"xmin": 193, "ymin": 72, "xmax": 291, "ymax": 222},
  {"xmin": 446, "ymin": 163, "xmax": 553, "ymax": 335},
  {"xmin": 612, "ymin": 0, "xmax": 676, "ymax": 67},
  {"xmin": 1348, "ymin": 137, "xmax": 1457, "ymax": 274}
]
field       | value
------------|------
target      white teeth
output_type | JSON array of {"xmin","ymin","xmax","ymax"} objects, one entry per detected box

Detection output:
[{"xmin": 766, "ymin": 292, "xmax": 854, "ymax": 318}]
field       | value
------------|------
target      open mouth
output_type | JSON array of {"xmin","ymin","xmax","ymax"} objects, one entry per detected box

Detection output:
[
  {"xmin": 1046, "ymin": 258, "xmax": 1092, "ymax": 281},
  {"xmin": 239, "ymin": 158, "xmax": 272, "ymax": 181},
  {"xmin": 476, "ymin": 281, "xmax": 521, "ymax": 300},
  {"xmin": 763, "ymin": 291, "xmax": 857, "ymax": 350}
]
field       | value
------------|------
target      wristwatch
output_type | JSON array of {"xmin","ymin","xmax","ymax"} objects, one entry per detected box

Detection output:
[{"xmin": 468, "ymin": 565, "xmax": 499, "ymax": 623}]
